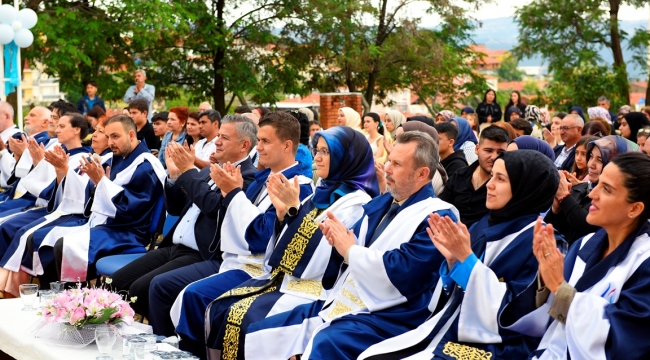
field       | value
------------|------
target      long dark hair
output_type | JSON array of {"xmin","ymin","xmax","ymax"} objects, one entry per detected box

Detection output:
[
  {"xmin": 572, "ymin": 136, "xmax": 599, "ymax": 180},
  {"xmin": 482, "ymin": 89, "xmax": 498, "ymax": 104},
  {"xmin": 611, "ymin": 152, "xmax": 650, "ymax": 224},
  {"xmin": 505, "ymin": 90, "xmax": 522, "ymax": 109}
]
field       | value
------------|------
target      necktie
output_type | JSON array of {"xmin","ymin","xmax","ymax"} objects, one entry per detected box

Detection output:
[{"xmin": 367, "ymin": 202, "xmax": 400, "ymax": 247}]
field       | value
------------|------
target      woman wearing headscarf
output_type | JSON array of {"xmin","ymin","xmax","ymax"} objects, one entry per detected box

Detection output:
[
  {"xmin": 587, "ymin": 106, "xmax": 612, "ymax": 124},
  {"xmin": 461, "ymin": 106, "xmax": 475, "ymax": 116},
  {"xmin": 198, "ymin": 126, "xmax": 379, "ymax": 359},
  {"xmin": 448, "ymin": 117, "xmax": 478, "ymax": 164},
  {"xmin": 619, "ymin": 112, "xmax": 650, "ymax": 144},
  {"xmin": 569, "ymin": 106, "xmax": 585, "ymax": 121},
  {"xmin": 524, "ymin": 105, "xmax": 545, "ymax": 139},
  {"xmin": 501, "ymin": 153, "xmax": 650, "ymax": 360},
  {"xmin": 379, "ymin": 121, "xmax": 448, "ymax": 196},
  {"xmin": 360, "ymin": 150, "xmax": 561, "ymax": 359},
  {"xmin": 507, "ymin": 135, "xmax": 555, "ymax": 161},
  {"xmin": 337, "ymin": 107, "xmax": 363, "ymax": 132},
  {"xmin": 436, "ymin": 110, "xmax": 455, "ymax": 124},
  {"xmin": 383, "ymin": 110, "xmax": 405, "ymax": 139},
  {"xmin": 476, "ymin": 89, "xmax": 503, "ymax": 126},
  {"xmin": 505, "ymin": 105, "xmax": 523, "ymax": 122},
  {"xmin": 545, "ymin": 135, "xmax": 638, "ymax": 244}
]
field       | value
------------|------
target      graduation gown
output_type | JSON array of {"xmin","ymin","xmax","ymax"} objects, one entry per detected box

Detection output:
[
  {"xmin": 170, "ymin": 164, "xmax": 314, "ymax": 341},
  {"xmin": 202, "ymin": 189, "xmax": 370, "ymax": 360},
  {"xmin": 33, "ymin": 141, "xmax": 166, "ymax": 281},
  {"xmin": 0, "ymin": 146, "xmax": 95, "ymax": 270},
  {"xmin": 500, "ymin": 223, "xmax": 650, "ymax": 360},
  {"xmin": 357, "ymin": 214, "xmax": 547, "ymax": 360}
]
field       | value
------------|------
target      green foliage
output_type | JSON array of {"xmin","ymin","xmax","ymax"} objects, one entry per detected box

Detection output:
[
  {"xmin": 497, "ymin": 55, "xmax": 525, "ymax": 82},
  {"xmin": 522, "ymin": 80, "xmax": 539, "ymax": 95},
  {"xmin": 530, "ymin": 62, "xmax": 627, "ymax": 110},
  {"xmin": 513, "ymin": 0, "xmax": 648, "ymax": 104}
]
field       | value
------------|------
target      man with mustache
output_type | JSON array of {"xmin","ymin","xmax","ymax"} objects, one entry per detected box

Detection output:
[{"xmin": 439, "ymin": 126, "xmax": 509, "ymax": 226}]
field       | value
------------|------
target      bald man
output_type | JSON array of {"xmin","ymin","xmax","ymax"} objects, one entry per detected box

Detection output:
[
  {"xmin": 198, "ymin": 102, "xmax": 212, "ymax": 112},
  {"xmin": 0, "ymin": 101, "xmax": 20, "ymax": 143}
]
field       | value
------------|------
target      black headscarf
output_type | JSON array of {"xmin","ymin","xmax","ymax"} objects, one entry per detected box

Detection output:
[
  {"xmin": 288, "ymin": 110, "xmax": 311, "ymax": 146},
  {"xmin": 488, "ymin": 150, "xmax": 560, "ymax": 226},
  {"xmin": 623, "ymin": 112, "xmax": 650, "ymax": 143}
]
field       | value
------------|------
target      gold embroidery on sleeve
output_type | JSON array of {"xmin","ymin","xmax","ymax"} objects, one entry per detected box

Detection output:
[
  {"xmin": 341, "ymin": 287, "xmax": 365, "ymax": 308},
  {"xmin": 442, "ymin": 342, "xmax": 493, "ymax": 360},
  {"xmin": 327, "ymin": 300, "xmax": 353, "ymax": 319},
  {"xmin": 241, "ymin": 264, "xmax": 266, "ymax": 277},
  {"xmin": 277, "ymin": 208, "xmax": 322, "ymax": 275},
  {"xmin": 286, "ymin": 279, "xmax": 323, "ymax": 297}
]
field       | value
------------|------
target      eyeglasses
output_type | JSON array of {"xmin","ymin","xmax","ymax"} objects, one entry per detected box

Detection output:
[
  {"xmin": 312, "ymin": 148, "xmax": 330, "ymax": 157},
  {"xmin": 559, "ymin": 126, "xmax": 579, "ymax": 131}
]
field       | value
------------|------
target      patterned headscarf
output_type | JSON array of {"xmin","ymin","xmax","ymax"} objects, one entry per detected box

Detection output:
[
  {"xmin": 438, "ymin": 110, "xmax": 455, "ymax": 122},
  {"xmin": 586, "ymin": 135, "xmax": 639, "ymax": 171},
  {"xmin": 588, "ymin": 107, "xmax": 612, "ymax": 124},
  {"xmin": 339, "ymin": 107, "xmax": 362, "ymax": 131},
  {"xmin": 525, "ymin": 105, "xmax": 542, "ymax": 123},
  {"xmin": 448, "ymin": 117, "xmax": 477, "ymax": 151},
  {"xmin": 540, "ymin": 108, "xmax": 551, "ymax": 126},
  {"xmin": 311, "ymin": 126, "xmax": 380, "ymax": 209}
]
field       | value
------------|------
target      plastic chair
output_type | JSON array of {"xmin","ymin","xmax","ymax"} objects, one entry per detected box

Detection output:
[{"xmin": 96, "ymin": 196, "xmax": 166, "ymax": 278}]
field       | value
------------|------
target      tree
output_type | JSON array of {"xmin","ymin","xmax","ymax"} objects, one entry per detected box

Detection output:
[
  {"xmin": 514, "ymin": 0, "xmax": 648, "ymax": 105},
  {"xmin": 628, "ymin": 28, "xmax": 650, "ymax": 104},
  {"xmin": 530, "ymin": 62, "xmax": 627, "ymax": 110},
  {"xmin": 497, "ymin": 54, "xmax": 525, "ymax": 82}
]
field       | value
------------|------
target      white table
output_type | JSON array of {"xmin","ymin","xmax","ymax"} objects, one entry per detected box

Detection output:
[{"xmin": 0, "ymin": 298, "xmax": 176, "ymax": 360}]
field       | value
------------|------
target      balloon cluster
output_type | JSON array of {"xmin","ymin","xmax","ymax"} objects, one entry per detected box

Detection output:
[{"xmin": 0, "ymin": 5, "xmax": 38, "ymax": 48}]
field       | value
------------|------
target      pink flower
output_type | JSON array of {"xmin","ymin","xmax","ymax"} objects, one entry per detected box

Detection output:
[{"xmin": 69, "ymin": 307, "xmax": 86, "ymax": 325}]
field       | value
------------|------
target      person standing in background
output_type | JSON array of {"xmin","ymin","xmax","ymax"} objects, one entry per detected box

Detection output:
[
  {"xmin": 476, "ymin": 89, "xmax": 502, "ymax": 129},
  {"xmin": 76, "ymin": 81, "xmax": 105, "ymax": 115},
  {"xmin": 123, "ymin": 70, "xmax": 156, "ymax": 121}
]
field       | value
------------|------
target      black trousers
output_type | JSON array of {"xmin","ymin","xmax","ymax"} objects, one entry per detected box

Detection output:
[{"xmin": 110, "ymin": 244, "xmax": 203, "ymax": 321}]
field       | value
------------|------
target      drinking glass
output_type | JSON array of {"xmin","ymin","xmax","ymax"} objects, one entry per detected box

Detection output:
[
  {"xmin": 19, "ymin": 284, "xmax": 39, "ymax": 311},
  {"xmin": 95, "ymin": 325, "xmax": 118, "ymax": 360},
  {"xmin": 50, "ymin": 281, "xmax": 66, "ymax": 293}
]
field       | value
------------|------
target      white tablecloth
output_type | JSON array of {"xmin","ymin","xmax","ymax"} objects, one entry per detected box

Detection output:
[{"xmin": 0, "ymin": 298, "xmax": 176, "ymax": 360}]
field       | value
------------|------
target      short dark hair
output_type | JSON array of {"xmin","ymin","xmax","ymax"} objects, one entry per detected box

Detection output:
[
  {"xmin": 234, "ymin": 105, "xmax": 252, "ymax": 114},
  {"xmin": 86, "ymin": 106, "xmax": 105, "ymax": 119},
  {"xmin": 309, "ymin": 120, "xmax": 321, "ymax": 128},
  {"xmin": 151, "ymin": 111, "xmax": 168, "ymax": 123},
  {"xmin": 66, "ymin": 113, "xmax": 90, "ymax": 139},
  {"xmin": 49, "ymin": 100, "xmax": 78, "ymax": 117},
  {"xmin": 85, "ymin": 80, "xmax": 98, "ymax": 88},
  {"xmin": 479, "ymin": 125, "xmax": 509, "ymax": 143},
  {"xmin": 611, "ymin": 152, "xmax": 650, "ymax": 222},
  {"xmin": 396, "ymin": 131, "xmax": 439, "ymax": 180},
  {"xmin": 258, "ymin": 111, "xmax": 301, "ymax": 154},
  {"xmin": 198, "ymin": 109, "xmax": 222, "ymax": 123},
  {"xmin": 510, "ymin": 119, "xmax": 533, "ymax": 135},
  {"xmin": 105, "ymin": 114, "xmax": 137, "ymax": 133},
  {"xmin": 128, "ymin": 99, "xmax": 149, "ymax": 114},
  {"xmin": 553, "ymin": 112, "xmax": 567, "ymax": 120},
  {"xmin": 434, "ymin": 122, "xmax": 458, "ymax": 142}
]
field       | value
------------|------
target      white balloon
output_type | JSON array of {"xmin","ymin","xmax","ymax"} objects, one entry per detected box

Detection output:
[
  {"xmin": 13, "ymin": 28, "xmax": 33, "ymax": 48},
  {"xmin": 0, "ymin": 24, "xmax": 13, "ymax": 45},
  {"xmin": 11, "ymin": 20, "xmax": 22, "ymax": 31},
  {"xmin": 17, "ymin": 8, "xmax": 37, "ymax": 29},
  {"xmin": 0, "ymin": 4, "xmax": 17, "ymax": 25}
]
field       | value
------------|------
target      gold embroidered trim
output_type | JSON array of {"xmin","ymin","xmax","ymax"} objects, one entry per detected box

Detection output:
[
  {"xmin": 241, "ymin": 264, "xmax": 266, "ymax": 277},
  {"xmin": 341, "ymin": 287, "xmax": 365, "ymax": 308},
  {"xmin": 221, "ymin": 285, "xmax": 277, "ymax": 360},
  {"xmin": 216, "ymin": 285, "xmax": 267, "ymax": 301},
  {"xmin": 442, "ymin": 342, "xmax": 493, "ymax": 360},
  {"xmin": 277, "ymin": 208, "xmax": 322, "ymax": 275},
  {"xmin": 286, "ymin": 279, "xmax": 323, "ymax": 297},
  {"xmin": 247, "ymin": 254, "xmax": 265, "ymax": 259},
  {"xmin": 327, "ymin": 300, "xmax": 353, "ymax": 319}
]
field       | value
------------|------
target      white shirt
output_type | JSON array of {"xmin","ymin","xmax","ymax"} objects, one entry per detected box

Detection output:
[
  {"xmin": 554, "ymin": 144, "xmax": 575, "ymax": 169},
  {"xmin": 171, "ymin": 156, "xmax": 248, "ymax": 250},
  {"xmin": 0, "ymin": 126, "xmax": 20, "ymax": 143},
  {"xmin": 194, "ymin": 136, "xmax": 217, "ymax": 162}
]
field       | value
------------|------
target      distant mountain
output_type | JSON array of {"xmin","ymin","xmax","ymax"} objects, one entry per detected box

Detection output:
[{"xmin": 471, "ymin": 17, "xmax": 649, "ymax": 78}]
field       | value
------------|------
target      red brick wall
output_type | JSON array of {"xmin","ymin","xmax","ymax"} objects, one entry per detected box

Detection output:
[{"xmin": 319, "ymin": 93, "xmax": 363, "ymax": 129}]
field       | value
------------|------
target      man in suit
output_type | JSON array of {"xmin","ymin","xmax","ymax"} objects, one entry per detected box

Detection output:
[
  {"xmin": 123, "ymin": 70, "xmax": 156, "ymax": 121},
  {"xmin": 110, "ymin": 115, "xmax": 258, "ymax": 322},
  {"xmin": 553, "ymin": 114, "xmax": 583, "ymax": 171}
]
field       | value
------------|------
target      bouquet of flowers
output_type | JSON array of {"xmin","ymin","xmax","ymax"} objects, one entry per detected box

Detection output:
[{"xmin": 39, "ymin": 287, "xmax": 136, "ymax": 328}]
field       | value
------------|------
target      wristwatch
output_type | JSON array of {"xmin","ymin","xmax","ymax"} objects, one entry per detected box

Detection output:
[{"xmin": 287, "ymin": 205, "xmax": 300, "ymax": 217}]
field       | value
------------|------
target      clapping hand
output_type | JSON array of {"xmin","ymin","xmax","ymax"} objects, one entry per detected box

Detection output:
[
  {"xmin": 267, "ymin": 173, "xmax": 300, "ymax": 221},
  {"xmin": 551, "ymin": 171, "xmax": 572, "ymax": 214},
  {"xmin": 9, "ymin": 134, "xmax": 27, "ymax": 159},
  {"xmin": 320, "ymin": 211, "xmax": 355, "ymax": 257},
  {"xmin": 79, "ymin": 155, "xmax": 108, "ymax": 185},
  {"xmin": 44, "ymin": 145, "xmax": 70, "ymax": 181},
  {"xmin": 210, "ymin": 162, "xmax": 243, "ymax": 196},
  {"xmin": 167, "ymin": 142, "xmax": 195, "ymax": 174},
  {"xmin": 374, "ymin": 160, "xmax": 387, "ymax": 194},
  {"xmin": 384, "ymin": 138, "xmax": 393, "ymax": 155},
  {"xmin": 532, "ymin": 217, "xmax": 564, "ymax": 294},
  {"xmin": 27, "ymin": 137, "xmax": 46, "ymax": 166},
  {"xmin": 427, "ymin": 213, "xmax": 473, "ymax": 269},
  {"xmin": 563, "ymin": 170, "xmax": 581, "ymax": 187}
]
